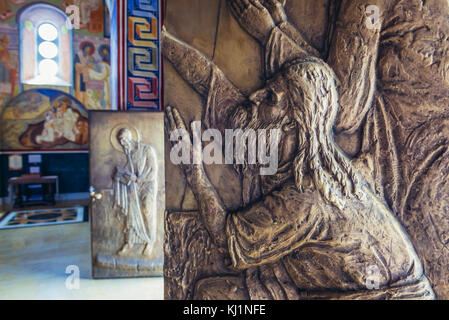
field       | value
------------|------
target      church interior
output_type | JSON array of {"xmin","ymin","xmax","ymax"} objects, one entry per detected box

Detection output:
[
  {"xmin": 0, "ymin": 0, "xmax": 163, "ymax": 299},
  {"xmin": 1, "ymin": 0, "xmax": 449, "ymax": 302}
]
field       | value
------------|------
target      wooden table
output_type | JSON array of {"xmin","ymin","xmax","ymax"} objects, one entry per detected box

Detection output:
[{"xmin": 8, "ymin": 175, "xmax": 59, "ymax": 208}]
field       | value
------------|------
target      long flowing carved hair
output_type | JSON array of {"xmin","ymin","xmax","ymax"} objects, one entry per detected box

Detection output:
[{"xmin": 283, "ymin": 57, "xmax": 364, "ymax": 208}]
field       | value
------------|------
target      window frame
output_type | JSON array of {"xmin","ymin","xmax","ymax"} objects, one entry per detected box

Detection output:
[{"xmin": 18, "ymin": 3, "xmax": 73, "ymax": 89}]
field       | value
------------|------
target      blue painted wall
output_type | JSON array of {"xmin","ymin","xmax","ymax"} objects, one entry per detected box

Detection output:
[{"xmin": 0, "ymin": 153, "xmax": 89, "ymax": 198}]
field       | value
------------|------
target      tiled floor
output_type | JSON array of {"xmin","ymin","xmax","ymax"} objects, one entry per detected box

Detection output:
[
  {"xmin": 1, "ymin": 198, "xmax": 90, "ymax": 214},
  {"xmin": 0, "ymin": 222, "xmax": 163, "ymax": 299}
]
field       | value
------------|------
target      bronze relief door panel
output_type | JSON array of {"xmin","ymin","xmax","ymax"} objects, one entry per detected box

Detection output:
[
  {"xmin": 162, "ymin": 0, "xmax": 446, "ymax": 300},
  {"xmin": 89, "ymin": 111, "xmax": 164, "ymax": 278}
]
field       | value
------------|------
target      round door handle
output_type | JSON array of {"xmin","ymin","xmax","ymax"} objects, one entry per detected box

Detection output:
[
  {"xmin": 89, "ymin": 186, "xmax": 102, "ymax": 200},
  {"xmin": 90, "ymin": 192, "xmax": 102, "ymax": 200}
]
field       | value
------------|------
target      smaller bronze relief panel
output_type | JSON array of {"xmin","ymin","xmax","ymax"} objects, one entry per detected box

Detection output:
[{"xmin": 89, "ymin": 111, "xmax": 164, "ymax": 278}]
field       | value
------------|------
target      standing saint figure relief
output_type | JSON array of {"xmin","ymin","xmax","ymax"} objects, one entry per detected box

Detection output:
[
  {"xmin": 163, "ymin": 0, "xmax": 437, "ymax": 299},
  {"xmin": 113, "ymin": 128, "xmax": 158, "ymax": 257}
]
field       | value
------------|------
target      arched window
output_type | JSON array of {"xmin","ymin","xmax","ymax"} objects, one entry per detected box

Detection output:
[{"xmin": 18, "ymin": 3, "xmax": 73, "ymax": 90}]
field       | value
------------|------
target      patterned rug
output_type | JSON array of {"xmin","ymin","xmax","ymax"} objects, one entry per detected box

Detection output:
[{"xmin": 0, "ymin": 206, "xmax": 85, "ymax": 229}]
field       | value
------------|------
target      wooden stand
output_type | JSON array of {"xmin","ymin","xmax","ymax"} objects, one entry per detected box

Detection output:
[{"xmin": 8, "ymin": 175, "xmax": 59, "ymax": 208}]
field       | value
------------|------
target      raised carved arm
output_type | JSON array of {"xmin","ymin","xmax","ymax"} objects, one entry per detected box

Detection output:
[
  {"xmin": 165, "ymin": 107, "xmax": 228, "ymax": 249},
  {"xmin": 227, "ymin": 0, "xmax": 319, "ymax": 78},
  {"xmin": 327, "ymin": 0, "xmax": 389, "ymax": 135},
  {"xmin": 262, "ymin": 0, "xmax": 320, "ymax": 57},
  {"xmin": 162, "ymin": 27, "xmax": 246, "ymax": 130},
  {"xmin": 161, "ymin": 29, "xmax": 215, "ymax": 98},
  {"xmin": 227, "ymin": 0, "xmax": 276, "ymax": 45}
]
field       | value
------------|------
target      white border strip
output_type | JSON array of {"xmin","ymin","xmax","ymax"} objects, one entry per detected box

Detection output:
[
  {"xmin": 0, "ymin": 150, "xmax": 89, "ymax": 155},
  {"xmin": 0, "ymin": 206, "xmax": 85, "ymax": 229}
]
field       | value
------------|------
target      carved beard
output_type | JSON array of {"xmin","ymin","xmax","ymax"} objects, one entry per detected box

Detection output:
[
  {"xmin": 237, "ymin": 105, "xmax": 290, "ymax": 170},
  {"xmin": 121, "ymin": 140, "xmax": 135, "ymax": 156}
]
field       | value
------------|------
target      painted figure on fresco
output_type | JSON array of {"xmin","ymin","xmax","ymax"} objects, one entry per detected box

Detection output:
[
  {"xmin": 74, "ymin": 41, "xmax": 95, "ymax": 107},
  {"xmin": 0, "ymin": 1, "xmax": 27, "ymax": 21},
  {"xmin": 163, "ymin": 0, "xmax": 435, "ymax": 299},
  {"xmin": 1, "ymin": 89, "xmax": 89, "ymax": 150},
  {"xmin": 87, "ymin": 44, "xmax": 111, "ymax": 109},
  {"xmin": 113, "ymin": 128, "xmax": 158, "ymax": 257},
  {"xmin": 18, "ymin": 94, "xmax": 88, "ymax": 149},
  {"xmin": 35, "ymin": 97, "xmax": 81, "ymax": 144},
  {"xmin": 0, "ymin": 34, "xmax": 17, "ymax": 99},
  {"xmin": 74, "ymin": 41, "xmax": 111, "ymax": 109},
  {"xmin": 0, "ymin": 0, "xmax": 13, "ymax": 21}
]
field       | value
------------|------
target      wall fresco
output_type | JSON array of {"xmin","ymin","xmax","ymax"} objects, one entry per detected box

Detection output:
[{"xmin": 1, "ymin": 88, "xmax": 88, "ymax": 150}]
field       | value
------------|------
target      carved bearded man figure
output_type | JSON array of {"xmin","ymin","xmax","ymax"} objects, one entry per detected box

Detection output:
[
  {"xmin": 163, "ymin": 0, "xmax": 435, "ymax": 299},
  {"xmin": 113, "ymin": 128, "xmax": 158, "ymax": 256}
]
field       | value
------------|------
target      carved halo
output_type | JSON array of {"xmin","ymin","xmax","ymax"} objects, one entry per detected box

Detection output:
[{"xmin": 110, "ymin": 123, "xmax": 141, "ymax": 151}]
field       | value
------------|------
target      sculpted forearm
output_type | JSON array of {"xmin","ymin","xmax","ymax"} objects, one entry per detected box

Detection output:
[
  {"xmin": 165, "ymin": 106, "xmax": 227, "ymax": 249},
  {"xmin": 161, "ymin": 30, "xmax": 213, "ymax": 97},
  {"xmin": 277, "ymin": 21, "xmax": 320, "ymax": 58},
  {"xmin": 327, "ymin": 0, "xmax": 386, "ymax": 134},
  {"xmin": 188, "ymin": 168, "xmax": 228, "ymax": 249}
]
